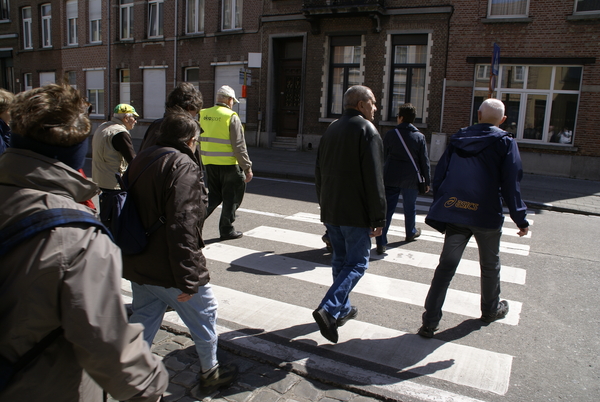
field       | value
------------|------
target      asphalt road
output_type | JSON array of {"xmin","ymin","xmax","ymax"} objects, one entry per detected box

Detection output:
[{"xmin": 191, "ymin": 176, "xmax": 600, "ymax": 402}]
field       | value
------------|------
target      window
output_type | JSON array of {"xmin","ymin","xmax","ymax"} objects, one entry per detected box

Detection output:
[
  {"xmin": 327, "ymin": 36, "xmax": 362, "ymax": 117},
  {"xmin": 66, "ymin": 0, "xmax": 78, "ymax": 45},
  {"xmin": 388, "ymin": 34, "xmax": 428, "ymax": 122},
  {"xmin": 472, "ymin": 65, "xmax": 582, "ymax": 145},
  {"xmin": 575, "ymin": 0, "xmax": 600, "ymax": 13},
  {"xmin": 1, "ymin": 0, "xmax": 10, "ymax": 21},
  {"xmin": 148, "ymin": 0, "xmax": 164, "ymax": 38},
  {"xmin": 39, "ymin": 71, "xmax": 55, "ymax": 85},
  {"xmin": 488, "ymin": 0, "xmax": 528, "ymax": 18},
  {"xmin": 41, "ymin": 4, "xmax": 52, "ymax": 48},
  {"xmin": 24, "ymin": 73, "xmax": 33, "ymax": 90},
  {"xmin": 185, "ymin": 67, "xmax": 200, "ymax": 89},
  {"xmin": 143, "ymin": 68, "xmax": 166, "ymax": 119},
  {"xmin": 120, "ymin": 0, "xmax": 133, "ymax": 40},
  {"xmin": 67, "ymin": 71, "xmax": 76, "ymax": 88},
  {"xmin": 119, "ymin": 69, "xmax": 130, "ymax": 104},
  {"xmin": 186, "ymin": 0, "xmax": 204, "ymax": 34},
  {"xmin": 222, "ymin": 0, "xmax": 242, "ymax": 30},
  {"xmin": 22, "ymin": 7, "xmax": 32, "ymax": 49},
  {"xmin": 89, "ymin": 0, "xmax": 101, "ymax": 43},
  {"xmin": 86, "ymin": 70, "xmax": 104, "ymax": 115}
]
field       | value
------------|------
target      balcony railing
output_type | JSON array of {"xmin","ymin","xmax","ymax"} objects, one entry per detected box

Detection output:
[{"xmin": 303, "ymin": 0, "xmax": 385, "ymax": 7}]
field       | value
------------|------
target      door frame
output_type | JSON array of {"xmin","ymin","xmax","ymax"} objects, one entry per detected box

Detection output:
[{"xmin": 266, "ymin": 33, "xmax": 307, "ymax": 147}]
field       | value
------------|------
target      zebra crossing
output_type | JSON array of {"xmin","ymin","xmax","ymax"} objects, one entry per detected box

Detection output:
[{"xmin": 120, "ymin": 193, "xmax": 534, "ymax": 401}]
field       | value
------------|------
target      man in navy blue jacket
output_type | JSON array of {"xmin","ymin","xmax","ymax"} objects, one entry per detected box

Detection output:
[{"xmin": 419, "ymin": 98, "xmax": 529, "ymax": 338}]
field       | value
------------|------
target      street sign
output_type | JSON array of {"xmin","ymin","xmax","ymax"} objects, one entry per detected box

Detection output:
[{"xmin": 239, "ymin": 69, "xmax": 252, "ymax": 86}]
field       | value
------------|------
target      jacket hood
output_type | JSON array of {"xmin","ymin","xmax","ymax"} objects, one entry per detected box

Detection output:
[{"xmin": 450, "ymin": 123, "xmax": 508, "ymax": 156}]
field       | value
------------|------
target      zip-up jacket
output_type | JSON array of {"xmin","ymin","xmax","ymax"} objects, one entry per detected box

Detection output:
[{"xmin": 426, "ymin": 123, "xmax": 529, "ymax": 229}]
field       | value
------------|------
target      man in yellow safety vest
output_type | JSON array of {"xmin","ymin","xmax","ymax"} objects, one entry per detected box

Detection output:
[{"xmin": 199, "ymin": 85, "xmax": 253, "ymax": 240}]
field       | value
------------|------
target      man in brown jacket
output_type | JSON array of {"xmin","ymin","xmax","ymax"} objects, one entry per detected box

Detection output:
[
  {"xmin": 0, "ymin": 84, "xmax": 167, "ymax": 401},
  {"xmin": 123, "ymin": 111, "xmax": 238, "ymax": 393}
]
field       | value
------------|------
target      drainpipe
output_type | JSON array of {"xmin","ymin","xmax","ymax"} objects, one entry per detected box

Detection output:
[
  {"xmin": 173, "ymin": 0, "xmax": 178, "ymax": 88},
  {"xmin": 106, "ymin": 0, "xmax": 111, "ymax": 119}
]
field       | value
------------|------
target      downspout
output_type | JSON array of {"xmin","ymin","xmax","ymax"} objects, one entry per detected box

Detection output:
[
  {"xmin": 173, "ymin": 0, "xmax": 178, "ymax": 88},
  {"xmin": 440, "ymin": 5, "xmax": 454, "ymax": 134},
  {"xmin": 106, "ymin": 0, "xmax": 111, "ymax": 119}
]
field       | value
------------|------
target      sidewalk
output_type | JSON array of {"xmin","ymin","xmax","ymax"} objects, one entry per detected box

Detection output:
[{"xmin": 246, "ymin": 146, "xmax": 600, "ymax": 217}]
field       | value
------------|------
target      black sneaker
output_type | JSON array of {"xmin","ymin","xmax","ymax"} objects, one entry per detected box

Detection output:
[
  {"xmin": 337, "ymin": 306, "xmax": 358, "ymax": 327},
  {"xmin": 312, "ymin": 308, "xmax": 338, "ymax": 343},
  {"xmin": 405, "ymin": 228, "xmax": 422, "ymax": 242},
  {"xmin": 376, "ymin": 244, "xmax": 386, "ymax": 255},
  {"xmin": 220, "ymin": 231, "xmax": 243, "ymax": 240},
  {"xmin": 481, "ymin": 300, "xmax": 509, "ymax": 323},
  {"xmin": 199, "ymin": 363, "xmax": 238, "ymax": 391},
  {"xmin": 417, "ymin": 324, "xmax": 438, "ymax": 338}
]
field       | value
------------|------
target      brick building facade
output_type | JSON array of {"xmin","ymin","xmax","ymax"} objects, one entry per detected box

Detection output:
[{"xmin": 1, "ymin": 1, "xmax": 599, "ymax": 179}]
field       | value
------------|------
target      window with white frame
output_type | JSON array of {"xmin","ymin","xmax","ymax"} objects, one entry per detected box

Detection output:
[
  {"xmin": 327, "ymin": 36, "xmax": 362, "ymax": 117},
  {"xmin": 222, "ymin": 0, "xmax": 242, "ymax": 31},
  {"xmin": 89, "ymin": 0, "xmax": 101, "ymax": 43},
  {"xmin": 22, "ymin": 7, "xmax": 32, "ymax": 49},
  {"xmin": 119, "ymin": 69, "xmax": 130, "ymax": 105},
  {"xmin": 185, "ymin": 67, "xmax": 200, "ymax": 89},
  {"xmin": 574, "ymin": 0, "xmax": 600, "ymax": 13},
  {"xmin": 86, "ymin": 70, "xmax": 104, "ymax": 115},
  {"xmin": 66, "ymin": 71, "xmax": 76, "ymax": 88},
  {"xmin": 66, "ymin": 0, "xmax": 78, "ymax": 45},
  {"xmin": 41, "ymin": 4, "xmax": 52, "ymax": 48},
  {"xmin": 186, "ymin": 0, "xmax": 205, "ymax": 34},
  {"xmin": 148, "ymin": 0, "xmax": 164, "ymax": 38},
  {"xmin": 388, "ymin": 34, "xmax": 428, "ymax": 122},
  {"xmin": 0, "ymin": 0, "xmax": 10, "ymax": 21},
  {"xmin": 24, "ymin": 73, "xmax": 33, "ymax": 90},
  {"xmin": 488, "ymin": 0, "xmax": 528, "ymax": 18},
  {"xmin": 120, "ymin": 0, "xmax": 133, "ymax": 40},
  {"xmin": 472, "ymin": 64, "xmax": 582, "ymax": 145}
]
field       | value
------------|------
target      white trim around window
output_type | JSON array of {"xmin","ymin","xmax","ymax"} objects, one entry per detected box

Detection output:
[
  {"xmin": 0, "ymin": 0, "xmax": 10, "ymax": 21},
  {"xmin": 222, "ymin": 0, "xmax": 242, "ymax": 31},
  {"xmin": 41, "ymin": 3, "xmax": 52, "ymax": 48},
  {"xmin": 22, "ymin": 7, "xmax": 32, "ymax": 49},
  {"xmin": 148, "ymin": 0, "xmax": 164, "ymax": 38},
  {"xmin": 186, "ymin": 0, "xmax": 205, "ymax": 34},
  {"xmin": 66, "ymin": 0, "xmax": 78, "ymax": 46},
  {"xmin": 488, "ymin": 0, "xmax": 529, "ymax": 18},
  {"xmin": 120, "ymin": 0, "xmax": 134, "ymax": 40},
  {"xmin": 89, "ymin": 0, "xmax": 102, "ymax": 43}
]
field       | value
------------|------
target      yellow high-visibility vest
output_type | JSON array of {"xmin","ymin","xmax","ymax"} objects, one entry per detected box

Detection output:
[{"xmin": 199, "ymin": 105, "xmax": 237, "ymax": 165}]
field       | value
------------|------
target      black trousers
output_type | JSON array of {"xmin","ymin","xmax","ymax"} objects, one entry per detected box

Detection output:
[{"xmin": 204, "ymin": 164, "xmax": 246, "ymax": 236}]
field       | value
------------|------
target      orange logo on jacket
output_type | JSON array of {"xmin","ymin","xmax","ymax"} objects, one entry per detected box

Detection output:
[{"xmin": 444, "ymin": 197, "xmax": 479, "ymax": 211}]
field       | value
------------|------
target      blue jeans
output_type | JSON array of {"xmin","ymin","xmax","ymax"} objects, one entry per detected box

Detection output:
[
  {"xmin": 320, "ymin": 224, "xmax": 372, "ymax": 319},
  {"xmin": 129, "ymin": 282, "xmax": 219, "ymax": 371},
  {"xmin": 422, "ymin": 223, "xmax": 502, "ymax": 327},
  {"xmin": 376, "ymin": 186, "xmax": 418, "ymax": 247}
]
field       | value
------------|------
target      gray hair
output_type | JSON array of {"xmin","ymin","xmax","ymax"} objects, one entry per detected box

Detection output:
[
  {"xmin": 113, "ymin": 113, "xmax": 134, "ymax": 121},
  {"xmin": 479, "ymin": 98, "xmax": 505, "ymax": 122},
  {"xmin": 343, "ymin": 85, "xmax": 374, "ymax": 109}
]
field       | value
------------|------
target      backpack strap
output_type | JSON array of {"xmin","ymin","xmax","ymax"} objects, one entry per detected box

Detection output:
[{"xmin": 0, "ymin": 208, "xmax": 112, "ymax": 256}]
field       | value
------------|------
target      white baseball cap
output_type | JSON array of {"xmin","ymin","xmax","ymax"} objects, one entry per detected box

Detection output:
[{"xmin": 217, "ymin": 85, "xmax": 239, "ymax": 104}]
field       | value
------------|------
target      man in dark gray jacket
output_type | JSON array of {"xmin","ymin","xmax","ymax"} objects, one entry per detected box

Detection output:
[
  {"xmin": 375, "ymin": 103, "xmax": 430, "ymax": 254},
  {"xmin": 313, "ymin": 85, "xmax": 386, "ymax": 343},
  {"xmin": 123, "ymin": 111, "xmax": 237, "ymax": 393}
]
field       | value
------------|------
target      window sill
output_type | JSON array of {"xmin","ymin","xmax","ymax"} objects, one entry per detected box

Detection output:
[
  {"xmin": 481, "ymin": 17, "xmax": 532, "ymax": 24},
  {"xmin": 567, "ymin": 13, "xmax": 600, "ymax": 21},
  {"xmin": 215, "ymin": 29, "xmax": 244, "ymax": 37},
  {"xmin": 85, "ymin": 42, "xmax": 103, "ymax": 47},
  {"xmin": 517, "ymin": 142, "xmax": 578, "ymax": 152},
  {"xmin": 318, "ymin": 117, "xmax": 336, "ymax": 123},
  {"xmin": 0, "ymin": 19, "xmax": 11, "ymax": 24}
]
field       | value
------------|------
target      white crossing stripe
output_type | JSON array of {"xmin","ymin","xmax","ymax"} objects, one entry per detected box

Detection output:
[
  {"xmin": 203, "ymin": 242, "xmax": 523, "ymax": 325},
  {"xmin": 284, "ymin": 212, "xmax": 531, "ymax": 256},
  {"xmin": 245, "ymin": 226, "xmax": 527, "ymax": 285},
  {"xmin": 120, "ymin": 283, "xmax": 511, "ymax": 395}
]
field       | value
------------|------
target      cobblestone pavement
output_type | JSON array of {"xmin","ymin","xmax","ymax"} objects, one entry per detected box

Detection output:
[{"xmin": 108, "ymin": 329, "xmax": 384, "ymax": 402}]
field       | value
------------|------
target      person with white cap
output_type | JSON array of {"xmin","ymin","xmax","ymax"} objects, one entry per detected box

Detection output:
[
  {"xmin": 199, "ymin": 85, "xmax": 253, "ymax": 240},
  {"xmin": 92, "ymin": 103, "xmax": 139, "ymax": 226}
]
